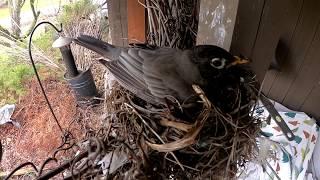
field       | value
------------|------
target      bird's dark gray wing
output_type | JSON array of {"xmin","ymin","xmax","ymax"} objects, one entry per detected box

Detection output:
[
  {"xmin": 101, "ymin": 48, "xmax": 178, "ymax": 105},
  {"xmin": 74, "ymin": 35, "xmax": 194, "ymax": 105},
  {"xmin": 100, "ymin": 58, "xmax": 159, "ymax": 105}
]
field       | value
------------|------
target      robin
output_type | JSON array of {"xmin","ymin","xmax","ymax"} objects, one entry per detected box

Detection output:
[{"xmin": 74, "ymin": 35, "xmax": 249, "ymax": 107}]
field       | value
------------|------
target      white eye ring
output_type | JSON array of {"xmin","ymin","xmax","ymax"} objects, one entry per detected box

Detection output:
[{"xmin": 210, "ymin": 58, "xmax": 226, "ymax": 69}]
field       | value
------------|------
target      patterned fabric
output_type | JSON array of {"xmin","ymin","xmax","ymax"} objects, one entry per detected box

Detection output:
[{"xmin": 239, "ymin": 101, "xmax": 319, "ymax": 180}]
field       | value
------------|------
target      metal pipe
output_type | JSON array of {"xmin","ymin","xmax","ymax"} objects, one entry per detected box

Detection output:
[
  {"xmin": 52, "ymin": 36, "xmax": 98, "ymax": 104},
  {"xmin": 52, "ymin": 36, "xmax": 79, "ymax": 78},
  {"xmin": 59, "ymin": 46, "xmax": 79, "ymax": 77}
]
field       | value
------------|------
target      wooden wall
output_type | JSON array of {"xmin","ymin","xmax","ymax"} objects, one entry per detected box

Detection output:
[{"xmin": 231, "ymin": 0, "xmax": 320, "ymax": 120}]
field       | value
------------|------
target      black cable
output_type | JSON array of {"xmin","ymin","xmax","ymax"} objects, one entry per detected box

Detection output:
[{"xmin": 28, "ymin": 21, "xmax": 64, "ymax": 134}]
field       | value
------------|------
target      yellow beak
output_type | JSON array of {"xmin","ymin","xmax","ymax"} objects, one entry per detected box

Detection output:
[{"xmin": 230, "ymin": 56, "xmax": 250, "ymax": 66}]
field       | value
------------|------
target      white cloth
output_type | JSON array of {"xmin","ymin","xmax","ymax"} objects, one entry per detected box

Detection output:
[{"xmin": 239, "ymin": 101, "xmax": 319, "ymax": 180}]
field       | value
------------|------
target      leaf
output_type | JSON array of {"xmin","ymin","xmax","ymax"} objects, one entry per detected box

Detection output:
[
  {"xmin": 261, "ymin": 131, "xmax": 273, "ymax": 137},
  {"xmin": 294, "ymin": 136, "xmax": 302, "ymax": 144},
  {"xmin": 288, "ymin": 121, "xmax": 299, "ymax": 126},
  {"xmin": 284, "ymin": 112, "xmax": 296, "ymax": 118},
  {"xmin": 301, "ymin": 148, "xmax": 306, "ymax": 160},
  {"xmin": 302, "ymin": 146, "xmax": 310, "ymax": 162},
  {"xmin": 281, "ymin": 151, "xmax": 290, "ymax": 163},
  {"xmin": 303, "ymin": 119, "xmax": 315, "ymax": 126},
  {"xmin": 311, "ymin": 135, "xmax": 316, "ymax": 143},
  {"xmin": 303, "ymin": 130, "xmax": 310, "ymax": 139},
  {"xmin": 280, "ymin": 147, "xmax": 292, "ymax": 163}
]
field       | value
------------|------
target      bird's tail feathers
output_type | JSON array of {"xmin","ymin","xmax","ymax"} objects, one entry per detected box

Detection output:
[{"xmin": 74, "ymin": 35, "xmax": 120, "ymax": 60}]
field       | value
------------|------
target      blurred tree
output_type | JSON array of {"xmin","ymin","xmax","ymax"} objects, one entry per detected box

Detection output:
[
  {"xmin": 0, "ymin": 0, "xmax": 39, "ymax": 40},
  {"xmin": 8, "ymin": 0, "xmax": 25, "ymax": 37}
]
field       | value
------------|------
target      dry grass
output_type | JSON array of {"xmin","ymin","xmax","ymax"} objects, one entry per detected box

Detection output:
[
  {"xmin": 0, "ymin": 36, "xmax": 61, "ymax": 69},
  {"xmin": 142, "ymin": 0, "xmax": 198, "ymax": 49}
]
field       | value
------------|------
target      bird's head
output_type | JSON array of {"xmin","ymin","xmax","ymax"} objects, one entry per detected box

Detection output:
[{"xmin": 192, "ymin": 45, "xmax": 249, "ymax": 79}]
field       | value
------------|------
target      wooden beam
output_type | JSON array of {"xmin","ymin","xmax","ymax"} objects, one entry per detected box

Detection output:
[
  {"xmin": 196, "ymin": 0, "xmax": 239, "ymax": 50},
  {"xmin": 230, "ymin": 0, "xmax": 265, "ymax": 58},
  {"xmin": 107, "ymin": 0, "xmax": 128, "ymax": 46},
  {"xmin": 127, "ymin": 0, "xmax": 146, "ymax": 43}
]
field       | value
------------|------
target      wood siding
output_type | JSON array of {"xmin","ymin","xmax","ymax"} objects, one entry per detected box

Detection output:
[
  {"xmin": 231, "ymin": 0, "xmax": 320, "ymax": 120},
  {"xmin": 107, "ymin": 0, "xmax": 128, "ymax": 46}
]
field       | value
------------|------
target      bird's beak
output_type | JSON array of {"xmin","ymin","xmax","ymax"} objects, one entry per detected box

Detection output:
[{"xmin": 230, "ymin": 56, "xmax": 250, "ymax": 66}]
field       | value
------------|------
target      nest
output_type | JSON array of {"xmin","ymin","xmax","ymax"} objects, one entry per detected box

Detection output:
[
  {"xmin": 142, "ymin": 0, "xmax": 198, "ymax": 49},
  {"xmin": 97, "ymin": 68, "xmax": 261, "ymax": 180}
]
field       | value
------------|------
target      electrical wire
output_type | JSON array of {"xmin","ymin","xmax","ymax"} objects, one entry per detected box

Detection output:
[{"xmin": 28, "ymin": 21, "xmax": 64, "ymax": 135}]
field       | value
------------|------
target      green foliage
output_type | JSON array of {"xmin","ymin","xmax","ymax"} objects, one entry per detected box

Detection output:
[
  {"xmin": 33, "ymin": 29, "xmax": 60, "ymax": 59},
  {"xmin": 59, "ymin": 0, "xmax": 98, "ymax": 25},
  {"xmin": 33, "ymin": 30, "xmax": 54, "ymax": 52},
  {"xmin": 0, "ymin": 56, "xmax": 33, "ymax": 105}
]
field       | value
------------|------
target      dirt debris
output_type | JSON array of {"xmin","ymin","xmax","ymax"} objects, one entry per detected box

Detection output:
[{"xmin": 0, "ymin": 77, "xmax": 84, "ymax": 172}]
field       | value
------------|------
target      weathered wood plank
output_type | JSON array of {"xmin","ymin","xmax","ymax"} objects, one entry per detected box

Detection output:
[
  {"xmin": 107, "ymin": 0, "xmax": 128, "ymax": 46},
  {"xmin": 301, "ymin": 75, "xmax": 320, "ymax": 120},
  {"xmin": 196, "ymin": 0, "xmax": 239, "ymax": 50},
  {"xmin": 283, "ymin": 20, "xmax": 320, "ymax": 110},
  {"xmin": 231, "ymin": 0, "xmax": 320, "ymax": 119},
  {"xmin": 230, "ymin": 0, "xmax": 265, "ymax": 57},
  {"xmin": 249, "ymin": 0, "xmax": 302, "ymax": 82},
  {"xmin": 268, "ymin": 0, "xmax": 320, "ymax": 103},
  {"xmin": 262, "ymin": 0, "xmax": 303, "ymax": 95}
]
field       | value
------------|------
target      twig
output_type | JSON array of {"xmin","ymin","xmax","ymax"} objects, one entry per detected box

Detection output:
[
  {"xmin": 124, "ymin": 103, "xmax": 185, "ymax": 171},
  {"xmin": 159, "ymin": 118, "xmax": 192, "ymax": 132}
]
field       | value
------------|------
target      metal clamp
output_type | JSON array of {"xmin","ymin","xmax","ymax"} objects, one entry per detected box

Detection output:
[{"xmin": 260, "ymin": 95, "xmax": 295, "ymax": 141}]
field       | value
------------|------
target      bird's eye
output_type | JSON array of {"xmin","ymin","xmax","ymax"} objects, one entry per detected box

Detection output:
[{"xmin": 210, "ymin": 58, "xmax": 225, "ymax": 69}]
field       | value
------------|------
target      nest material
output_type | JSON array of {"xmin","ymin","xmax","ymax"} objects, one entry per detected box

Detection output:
[
  {"xmin": 143, "ymin": 0, "xmax": 198, "ymax": 49},
  {"xmin": 108, "ymin": 73, "xmax": 260, "ymax": 179},
  {"xmin": 66, "ymin": 63, "xmax": 260, "ymax": 179}
]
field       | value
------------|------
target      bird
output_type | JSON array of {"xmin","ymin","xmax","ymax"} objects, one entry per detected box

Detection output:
[{"xmin": 73, "ymin": 35, "xmax": 249, "ymax": 108}]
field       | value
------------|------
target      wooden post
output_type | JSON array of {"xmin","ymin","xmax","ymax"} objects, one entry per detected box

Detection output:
[{"xmin": 107, "ymin": 0, "xmax": 128, "ymax": 46}]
